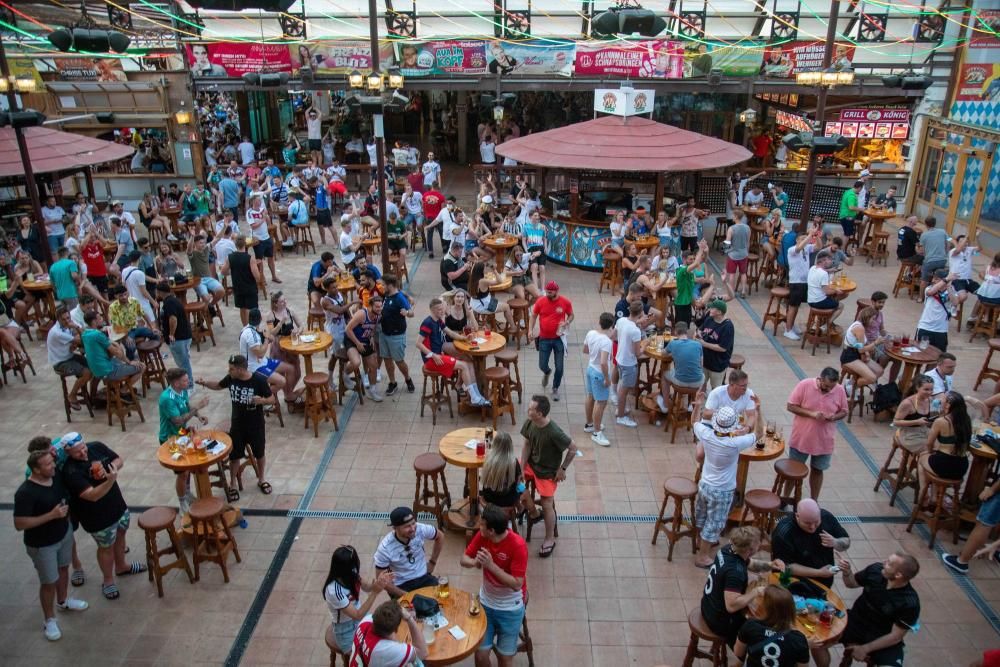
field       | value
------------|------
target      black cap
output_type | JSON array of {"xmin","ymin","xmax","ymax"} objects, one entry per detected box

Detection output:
[{"xmin": 388, "ymin": 506, "xmax": 414, "ymax": 527}]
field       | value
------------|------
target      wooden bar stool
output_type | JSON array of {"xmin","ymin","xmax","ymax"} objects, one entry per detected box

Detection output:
[
  {"xmin": 682, "ymin": 608, "xmax": 728, "ymax": 667},
  {"xmin": 892, "ymin": 259, "xmax": 921, "ymax": 299},
  {"xmin": 292, "ymin": 224, "xmax": 316, "ymax": 255},
  {"xmin": 712, "ymin": 217, "xmax": 731, "ymax": 251},
  {"xmin": 872, "ymin": 431, "xmax": 921, "ymax": 507},
  {"xmin": 56, "ymin": 368, "xmax": 94, "ymax": 422},
  {"xmin": 420, "ymin": 369, "xmax": 453, "ymax": 425},
  {"xmin": 484, "ymin": 366, "xmax": 516, "ymax": 430},
  {"xmin": 839, "ymin": 367, "xmax": 868, "ymax": 424},
  {"xmin": 330, "ymin": 357, "xmax": 365, "ymax": 407},
  {"xmin": 0, "ymin": 342, "xmax": 34, "ymax": 384},
  {"xmin": 869, "ymin": 231, "xmax": 890, "ymax": 266},
  {"xmin": 307, "ymin": 306, "xmax": 325, "ymax": 332},
  {"xmin": 506, "ymin": 299, "xmax": 531, "ymax": 349},
  {"xmin": 104, "ymin": 376, "xmax": 144, "ymax": 431},
  {"xmin": 665, "ymin": 385, "xmax": 700, "ymax": 443},
  {"xmin": 739, "ymin": 489, "xmax": 782, "ymax": 541},
  {"xmin": 651, "ymin": 477, "xmax": 698, "ymax": 561},
  {"xmin": 599, "ymin": 253, "xmax": 622, "ymax": 294},
  {"xmin": 726, "ymin": 354, "xmax": 746, "ymax": 383},
  {"xmin": 413, "ymin": 452, "xmax": 452, "ymax": 529},
  {"xmin": 975, "ymin": 338, "xmax": 1000, "ymax": 390},
  {"xmin": 303, "ymin": 372, "xmax": 339, "ymax": 437},
  {"xmin": 388, "ymin": 253, "xmax": 409, "ymax": 284},
  {"xmin": 494, "ymin": 348, "xmax": 523, "ymax": 404},
  {"xmin": 137, "ymin": 506, "xmax": 194, "ymax": 598},
  {"xmin": 221, "ymin": 275, "xmax": 233, "ymax": 306},
  {"xmin": 185, "ymin": 301, "xmax": 216, "ymax": 351},
  {"xmin": 189, "ymin": 497, "xmax": 241, "ymax": 583},
  {"xmin": 324, "ymin": 624, "xmax": 350, "ymax": 667},
  {"xmin": 137, "ymin": 339, "xmax": 167, "ymax": 398},
  {"xmin": 771, "ymin": 459, "xmax": 808, "ymax": 509},
  {"xmin": 801, "ymin": 308, "xmax": 835, "ymax": 355},
  {"xmin": 761, "ymin": 287, "xmax": 789, "ymax": 335},
  {"xmin": 745, "ymin": 253, "xmax": 762, "ymax": 293},
  {"xmin": 905, "ymin": 462, "xmax": 962, "ymax": 548},
  {"xmin": 524, "ymin": 478, "xmax": 557, "ymax": 543},
  {"xmin": 969, "ymin": 303, "xmax": 1000, "ymax": 343}
]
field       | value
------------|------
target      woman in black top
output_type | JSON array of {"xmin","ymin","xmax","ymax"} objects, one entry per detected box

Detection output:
[
  {"xmin": 17, "ymin": 215, "xmax": 44, "ymax": 264},
  {"xmin": 442, "ymin": 289, "xmax": 476, "ymax": 358},
  {"xmin": 733, "ymin": 585, "xmax": 809, "ymax": 667},
  {"xmin": 480, "ymin": 432, "xmax": 523, "ymax": 509},
  {"xmin": 920, "ymin": 390, "xmax": 971, "ymax": 486},
  {"xmin": 266, "ymin": 291, "xmax": 302, "ymax": 400}
]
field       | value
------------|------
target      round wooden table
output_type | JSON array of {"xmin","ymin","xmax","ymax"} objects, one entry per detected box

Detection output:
[
  {"xmin": 965, "ymin": 425, "xmax": 999, "ymax": 517},
  {"xmin": 633, "ymin": 235, "xmax": 659, "ymax": 252},
  {"xmin": 642, "ymin": 334, "xmax": 674, "ymax": 399},
  {"xmin": 156, "ymin": 429, "xmax": 240, "ymax": 533},
  {"xmin": 453, "ymin": 330, "xmax": 507, "ymax": 393},
  {"xmin": 741, "ymin": 205, "xmax": 771, "ymax": 223},
  {"xmin": 279, "ymin": 330, "xmax": 333, "ymax": 374},
  {"xmin": 860, "ymin": 208, "xmax": 896, "ymax": 256},
  {"xmin": 729, "ymin": 431, "xmax": 786, "ymax": 521},
  {"xmin": 22, "ymin": 278, "xmax": 57, "ymax": 334},
  {"xmin": 169, "ymin": 276, "xmax": 198, "ymax": 303},
  {"xmin": 485, "ymin": 272, "xmax": 513, "ymax": 293},
  {"xmin": 652, "ymin": 277, "xmax": 678, "ymax": 329},
  {"xmin": 481, "ymin": 233, "xmax": 518, "ymax": 273},
  {"xmin": 830, "ymin": 275, "xmax": 857, "ymax": 297},
  {"xmin": 361, "ymin": 236, "xmax": 382, "ymax": 258},
  {"xmin": 336, "ymin": 274, "xmax": 357, "ymax": 301},
  {"xmin": 439, "ymin": 426, "xmax": 489, "ymax": 531},
  {"xmin": 747, "ymin": 574, "xmax": 847, "ymax": 647},
  {"xmin": 396, "ymin": 586, "xmax": 488, "ymax": 666},
  {"xmin": 883, "ymin": 343, "xmax": 942, "ymax": 395}
]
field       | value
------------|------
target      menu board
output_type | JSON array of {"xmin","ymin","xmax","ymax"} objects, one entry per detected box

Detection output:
[{"xmin": 825, "ymin": 107, "xmax": 910, "ymax": 139}]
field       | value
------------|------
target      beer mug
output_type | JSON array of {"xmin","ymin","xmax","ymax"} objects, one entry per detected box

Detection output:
[{"xmin": 437, "ymin": 575, "xmax": 450, "ymax": 599}]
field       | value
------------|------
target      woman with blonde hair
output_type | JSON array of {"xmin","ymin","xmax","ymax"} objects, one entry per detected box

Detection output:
[
  {"xmin": 732, "ymin": 585, "xmax": 809, "ymax": 666},
  {"xmin": 480, "ymin": 431, "xmax": 524, "ymax": 511},
  {"xmin": 840, "ymin": 306, "xmax": 886, "ymax": 389},
  {"xmin": 441, "ymin": 289, "xmax": 477, "ymax": 357},
  {"xmin": 266, "ymin": 290, "xmax": 303, "ymax": 406}
]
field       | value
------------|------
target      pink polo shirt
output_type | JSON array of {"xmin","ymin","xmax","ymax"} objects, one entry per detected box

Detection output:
[{"xmin": 787, "ymin": 378, "xmax": 848, "ymax": 456}]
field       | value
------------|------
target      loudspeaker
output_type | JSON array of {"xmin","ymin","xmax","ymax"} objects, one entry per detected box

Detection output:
[
  {"xmin": 880, "ymin": 74, "xmax": 902, "ymax": 88},
  {"xmin": 591, "ymin": 8, "xmax": 667, "ymax": 37},
  {"xmin": 0, "ymin": 111, "xmax": 47, "ymax": 128},
  {"xmin": 242, "ymin": 72, "xmax": 289, "ymax": 87},
  {"xmin": 782, "ymin": 132, "xmax": 810, "ymax": 151},
  {"xmin": 188, "ymin": 0, "xmax": 296, "ymax": 10},
  {"xmin": 96, "ymin": 112, "xmax": 115, "ymax": 123},
  {"xmin": 812, "ymin": 135, "xmax": 850, "ymax": 154},
  {"xmin": 901, "ymin": 75, "xmax": 933, "ymax": 90},
  {"xmin": 707, "ymin": 68, "xmax": 722, "ymax": 86},
  {"xmin": 47, "ymin": 28, "xmax": 130, "ymax": 53}
]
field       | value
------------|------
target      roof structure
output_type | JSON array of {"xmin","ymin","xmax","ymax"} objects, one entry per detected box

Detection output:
[
  {"xmin": 0, "ymin": 126, "xmax": 134, "ymax": 179},
  {"xmin": 494, "ymin": 115, "xmax": 752, "ymax": 172}
]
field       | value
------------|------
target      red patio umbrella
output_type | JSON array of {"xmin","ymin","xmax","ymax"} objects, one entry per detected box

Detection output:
[{"xmin": 0, "ymin": 125, "xmax": 134, "ymax": 178}]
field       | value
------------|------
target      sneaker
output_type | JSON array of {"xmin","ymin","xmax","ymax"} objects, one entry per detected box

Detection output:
[
  {"xmin": 56, "ymin": 598, "xmax": 89, "ymax": 612},
  {"xmin": 616, "ymin": 415, "xmax": 638, "ymax": 428},
  {"xmin": 385, "ymin": 382, "xmax": 398, "ymax": 396},
  {"xmin": 44, "ymin": 618, "xmax": 61, "ymax": 641},
  {"xmin": 362, "ymin": 375, "xmax": 370, "ymax": 389},
  {"xmin": 552, "ymin": 388, "xmax": 560, "ymax": 401},
  {"xmin": 584, "ymin": 423, "xmax": 595, "ymax": 433},
  {"xmin": 591, "ymin": 431, "xmax": 611, "ymax": 447},
  {"xmin": 343, "ymin": 375, "xmax": 356, "ymax": 390},
  {"xmin": 655, "ymin": 395, "xmax": 668, "ymax": 413},
  {"xmin": 405, "ymin": 378, "xmax": 415, "ymax": 393},
  {"xmin": 366, "ymin": 387, "xmax": 384, "ymax": 402},
  {"xmin": 541, "ymin": 371, "xmax": 551, "ymax": 388},
  {"xmin": 783, "ymin": 330, "xmax": 801, "ymax": 341},
  {"xmin": 609, "ymin": 392, "xmax": 619, "ymax": 406},
  {"xmin": 941, "ymin": 553, "xmax": 969, "ymax": 574},
  {"xmin": 166, "ymin": 233, "xmax": 178, "ymax": 242},
  {"xmin": 376, "ymin": 370, "xmax": 384, "ymax": 382},
  {"xmin": 472, "ymin": 396, "xmax": 492, "ymax": 407}
]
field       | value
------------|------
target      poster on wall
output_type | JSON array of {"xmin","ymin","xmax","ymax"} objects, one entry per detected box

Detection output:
[
  {"xmin": 956, "ymin": 63, "xmax": 1000, "ymax": 101},
  {"xmin": 760, "ymin": 41, "xmax": 854, "ymax": 77},
  {"xmin": 385, "ymin": 40, "xmax": 488, "ymax": 77},
  {"xmin": 484, "ymin": 39, "xmax": 575, "ymax": 76},
  {"xmin": 969, "ymin": 9, "xmax": 1000, "ymax": 48},
  {"xmin": 574, "ymin": 40, "xmax": 683, "ymax": 78},
  {"xmin": 53, "ymin": 57, "xmax": 126, "ymax": 81},
  {"xmin": 8, "ymin": 59, "xmax": 44, "ymax": 88},
  {"xmin": 682, "ymin": 42, "xmax": 764, "ymax": 77},
  {"xmin": 292, "ymin": 42, "xmax": 373, "ymax": 74},
  {"xmin": 826, "ymin": 108, "xmax": 910, "ymax": 138},
  {"xmin": 185, "ymin": 43, "xmax": 293, "ymax": 77}
]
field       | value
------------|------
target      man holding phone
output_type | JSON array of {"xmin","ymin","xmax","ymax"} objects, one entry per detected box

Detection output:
[{"xmin": 15, "ymin": 449, "xmax": 89, "ymax": 641}]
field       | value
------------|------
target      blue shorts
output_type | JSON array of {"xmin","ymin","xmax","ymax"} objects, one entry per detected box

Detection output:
[
  {"xmin": 658, "ymin": 236, "xmax": 671, "ymax": 247},
  {"xmin": 619, "ymin": 364, "xmax": 638, "ymax": 389},
  {"xmin": 611, "ymin": 238, "xmax": 625, "ymax": 248},
  {"xmin": 254, "ymin": 358, "xmax": 280, "ymax": 378},
  {"xmin": 480, "ymin": 603, "xmax": 525, "ymax": 656},
  {"xmin": 977, "ymin": 493, "xmax": 1000, "ymax": 527},
  {"xmin": 585, "ymin": 366, "xmax": 610, "ymax": 401},
  {"xmin": 788, "ymin": 447, "xmax": 833, "ymax": 471},
  {"xmin": 195, "ymin": 276, "xmax": 223, "ymax": 297},
  {"xmin": 808, "ymin": 297, "xmax": 840, "ymax": 311}
]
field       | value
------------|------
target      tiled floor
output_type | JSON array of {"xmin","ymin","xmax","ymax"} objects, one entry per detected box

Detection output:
[{"xmin": 0, "ymin": 170, "xmax": 997, "ymax": 666}]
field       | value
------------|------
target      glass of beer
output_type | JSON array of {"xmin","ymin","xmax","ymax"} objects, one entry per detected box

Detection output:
[
  {"xmin": 437, "ymin": 575, "xmax": 450, "ymax": 599},
  {"xmin": 766, "ymin": 421, "xmax": 776, "ymax": 437}
]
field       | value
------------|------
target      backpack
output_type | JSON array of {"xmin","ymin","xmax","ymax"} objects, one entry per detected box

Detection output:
[{"xmin": 869, "ymin": 382, "xmax": 902, "ymax": 415}]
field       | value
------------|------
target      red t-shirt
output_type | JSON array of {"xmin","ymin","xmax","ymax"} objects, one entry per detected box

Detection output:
[
  {"xmin": 532, "ymin": 296, "xmax": 573, "ymax": 340},
  {"xmin": 751, "ymin": 134, "xmax": 772, "ymax": 158},
  {"xmin": 81, "ymin": 241, "xmax": 108, "ymax": 277},
  {"xmin": 407, "ymin": 172, "xmax": 424, "ymax": 194},
  {"xmin": 422, "ymin": 190, "xmax": 444, "ymax": 219},
  {"xmin": 464, "ymin": 530, "xmax": 528, "ymax": 607},
  {"xmin": 983, "ymin": 649, "xmax": 1000, "ymax": 667}
]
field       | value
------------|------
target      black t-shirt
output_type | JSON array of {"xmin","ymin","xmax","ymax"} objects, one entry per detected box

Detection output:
[
  {"xmin": 700, "ymin": 317, "xmax": 735, "ymax": 372},
  {"xmin": 380, "ymin": 291, "xmax": 411, "ymax": 336},
  {"xmin": 614, "ymin": 298, "xmax": 650, "ymax": 321},
  {"xmin": 897, "ymin": 226, "xmax": 919, "ymax": 260},
  {"xmin": 218, "ymin": 372, "xmax": 272, "ymax": 431},
  {"xmin": 160, "ymin": 295, "xmax": 192, "ymax": 342},
  {"xmin": 440, "ymin": 255, "xmax": 462, "ymax": 291},
  {"xmin": 14, "ymin": 477, "xmax": 70, "ymax": 548},
  {"xmin": 737, "ymin": 620, "xmax": 810, "ymax": 667},
  {"xmin": 61, "ymin": 442, "xmax": 128, "ymax": 533},
  {"xmin": 701, "ymin": 545, "xmax": 749, "ymax": 638},
  {"xmin": 770, "ymin": 510, "xmax": 848, "ymax": 587},
  {"xmin": 847, "ymin": 563, "xmax": 920, "ymax": 643}
]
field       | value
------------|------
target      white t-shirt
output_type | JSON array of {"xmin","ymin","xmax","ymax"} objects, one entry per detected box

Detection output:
[
  {"xmin": 327, "ymin": 164, "xmax": 346, "ymax": 182},
  {"xmin": 614, "ymin": 317, "xmax": 642, "ymax": 367},
  {"xmin": 693, "ymin": 422, "xmax": 757, "ymax": 491},
  {"xmin": 340, "ymin": 230, "xmax": 356, "ymax": 266},
  {"xmin": 436, "ymin": 208, "xmax": 456, "ymax": 243},
  {"xmin": 651, "ymin": 255, "xmax": 679, "ymax": 273},
  {"xmin": 214, "ymin": 238, "xmax": 237, "ymax": 267},
  {"xmin": 422, "ymin": 160, "xmax": 441, "ymax": 186},
  {"xmin": 351, "ymin": 615, "xmax": 415, "ymax": 667},
  {"xmin": 372, "ymin": 523, "xmax": 437, "ymax": 585},
  {"xmin": 787, "ymin": 243, "xmax": 815, "ymax": 284},
  {"xmin": 917, "ymin": 287, "xmax": 951, "ymax": 333},
  {"xmin": 324, "ymin": 580, "xmax": 359, "ymax": 624},
  {"xmin": 807, "ymin": 265, "xmax": 831, "ymax": 304},
  {"xmin": 401, "ymin": 191, "xmax": 423, "ymax": 215},
  {"xmin": 306, "ymin": 115, "xmax": 322, "ymax": 140},
  {"xmin": 584, "ymin": 330, "xmax": 613, "ymax": 373},
  {"xmin": 239, "ymin": 325, "xmax": 269, "ymax": 372},
  {"xmin": 480, "ymin": 141, "xmax": 496, "ymax": 163},
  {"xmin": 949, "ymin": 248, "xmax": 974, "ymax": 281},
  {"xmin": 247, "ymin": 206, "xmax": 270, "ymax": 240},
  {"xmin": 238, "ymin": 141, "xmax": 256, "ymax": 166},
  {"xmin": 705, "ymin": 385, "xmax": 757, "ymax": 416},
  {"xmin": 366, "ymin": 143, "xmax": 378, "ymax": 166},
  {"xmin": 123, "ymin": 266, "xmax": 149, "ymax": 305}
]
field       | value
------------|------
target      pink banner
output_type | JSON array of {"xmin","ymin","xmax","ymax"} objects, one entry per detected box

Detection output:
[
  {"xmin": 838, "ymin": 108, "xmax": 910, "ymax": 123},
  {"xmin": 185, "ymin": 43, "xmax": 293, "ymax": 78},
  {"xmin": 574, "ymin": 40, "xmax": 683, "ymax": 78}
]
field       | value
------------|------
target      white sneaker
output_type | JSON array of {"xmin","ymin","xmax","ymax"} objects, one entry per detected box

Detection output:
[
  {"xmin": 584, "ymin": 423, "xmax": 595, "ymax": 433},
  {"xmin": 367, "ymin": 387, "xmax": 383, "ymax": 402},
  {"xmin": 655, "ymin": 395, "xmax": 668, "ymax": 413},
  {"xmin": 343, "ymin": 375, "xmax": 356, "ymax": 390},
  {"xmin": 609, "ymin": 392, "xmax": 619, "ymax": 406},
  {"xmin": 591, "ymin": 431, "xmax": 611, "ymax": 447},
  {"xmin": 362, "ymin": 375, "xmax": 370, "ymax": 389},
  {"xmin": 56, "ymin": 598, "xmax": 88, "ymax": 612},
  {"xmin": 783, "ymin": 330, "xmax": 801, "ymax": 340},
  {"xmin": 44, "ymin": 618, "xmax": 61, "ymax": 641},
  {"xmin": 166, "ymin": 233, "xmax": 178, "ymax": 242},
  {"xmin": 376, "ymin": 370, "xmax": 384, "ymax": 382},
  {"xmin": 472, "ymin": 396, "xmax": 492, "ymax": 407},
  {"xmin": 552, "ymin": 388, "xmax": 560, "ymax": 402},
  {"xmin": 616, "ymin": 415, "xmax": 638, "ymax": 428}
]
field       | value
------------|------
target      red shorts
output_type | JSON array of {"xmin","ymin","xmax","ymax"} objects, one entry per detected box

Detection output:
[
  {"xmin": 327, "ymin": 181, "xmax": 347, "ymax": 196},
  {"xmin": 523, "ymin": 462, "xmax": 559, "ymax": 498},
  {"xmin": 725, "ymin": 257, "xmax": 749, "ymax": 275},
  {"xmin": 423, "ymin": 354, "xmax": 457, "ymax": 378}
]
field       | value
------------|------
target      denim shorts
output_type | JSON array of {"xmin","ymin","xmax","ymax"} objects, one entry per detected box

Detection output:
[
  {"xmin": 195, "ymin": 276, "xmax": 223, "ymax": 297},
  {"xmin": 977, "ymin": 493, "xmax": 1000, "ymax": 527},
  {"xmin": 619, "ymin": 364, "xmax": 638, "ymax": 389},
  {"xmin": 333, "ymin": 618, "xmax": 357, "ymax": 653},
  {"xmin": 480, "ymin": 603, "xmax": 525, "ymax": 656},
  {"xmin": 788, "ymin": 447, "xmax": 833, "ymax": 471},
  {"xmin": 585, "ymin": 366, "xmax": 609, "ymax": 401},
  {"xmin": 90, "ymin": 510, "xmax": 130, "ymax": 549}
]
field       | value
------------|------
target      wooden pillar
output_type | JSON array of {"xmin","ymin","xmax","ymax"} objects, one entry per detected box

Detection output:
[
  {"xmin": 654, "ymin": 172, "xmax": 665, "ymax": 216},
  {"xmin": 570, "ymin": 171, "xmax": 580, "ymax": 220},
  {"xmin": 84, "ymin": 167, "xmax": 96, "ymax": 200},
  {"xmin": 456, "ymin": 91, "xmax": 469, "ymax": 165},
  {"xmin": 235, "ymin": 91, "xmax": 252, "ymax": 141}
]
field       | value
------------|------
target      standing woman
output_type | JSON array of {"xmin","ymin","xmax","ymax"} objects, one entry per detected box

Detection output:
[
  {"xmin": 621, "ymin": 241, "xmax": 640, "ymax": 286},
  {"xmin": 480, "ymin": 431, "xmax": 524, "ymax": 514},
  {"xmin": 322, "ymin": 546, "xmax": 393, "ymax": 654},
  {"xmin": 732, "ymin": 585, "xmax": 810, "ymax": 667},
  {"xmin": 918, "ymin": 391, "xmax": 972, "ymax": 496},
  {"xmin": 16, "ymin": 216, "xmax": 44, "ymax": 265}
]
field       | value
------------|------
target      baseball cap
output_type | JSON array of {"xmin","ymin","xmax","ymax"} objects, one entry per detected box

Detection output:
[
  {"xmin": 708, "ymin": 299, "xmax": 727, "ymax": 313},
  {"xmin": 859, "ymin": 168, "xmax": 871, "ymax": 178},
  {"xmin": 388, "ymin": 506, "xmax": 415, "ymax": 527},
  {"xmin": 56, "ymin": 432, "xmax": 84, "ymax": 448},
  {"xmin": 545, "ymin": 281, "xmax": 559, "ymax": 291},
  {"xmin": 712, "ymin": 406, "xmax": 740, "ymax": 434},
  {"xmin": 111, "ymin": 200, "xmax": 123, "ymax": 207}
]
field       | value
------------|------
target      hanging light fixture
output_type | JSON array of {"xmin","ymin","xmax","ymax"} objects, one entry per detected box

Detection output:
[
  {"xmin": 0, "ymin": 75, "xmax": 38, "ymax": 93},
  {"xmin": 795, "ymin": 70, "xmax": 822, "ymax": 86},
  {"xmin": 738, "ymin": 108, "xmax": 757, "ymax": 125},
  {"xmin": 366, "ymin": 71, "xmax": 384, "ymax": 92},
  {"xmin": 174, "ymin": 101, "xmax": 192, "ymax": 125},
  {"xmin": 348, "ymin": 69, "xmax": 364, "ymax": 89},
  {"xmin": 387, "ymin": 67, "xmax": 404, "ymax": 90}
]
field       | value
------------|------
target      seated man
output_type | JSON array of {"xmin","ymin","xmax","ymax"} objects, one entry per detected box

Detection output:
[
  {"xmin": 351, "ymin": 254, "xmax": 382, "ymax": 282},
  {"xmin": 614, "ymin": 282, "xmax": 661, "ymax": 331},
  {"xmin": 770, "ymin": 499, "xmax": 850, "ymax": 588},
  {"xmin": 350, "ymin": 600, "xmax": 428, "ymax": 667},
  {"xmin": 417, "ymin": 297, "xmax": 491, "ymax": 407},
  {"xmin": 657, "ymin": 321, "xmax": 703, "ymax": 413},
  {"xmin": 702, "ymin": 369, "xmax": 761, "ymax": 438},
  {"xmin": 107, "ymin": 285, "xmax": 159, "ymax": 360},
  {"xmin": 186, "ymin": 234, "xmax": 225, "ymax": 310},
  {"xmin": 373, "ymin": 507, "xmax": 443, "ymax": 596},
  {"xmin": 81, "ymin": 310, "xmax": 145, "ymax": 391},
  {"xmin": 47, "ymin": 306, "xmax": 93, "ymax": 411}
]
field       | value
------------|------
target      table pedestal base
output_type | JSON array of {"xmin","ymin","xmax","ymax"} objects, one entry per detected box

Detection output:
[
  {"xmin": 445, "ymin": 497, "xmax": 479, "ymax": 531},
  {"xmin": 178, "ymin": 505, "xmax": 242, "ymax": 539}
]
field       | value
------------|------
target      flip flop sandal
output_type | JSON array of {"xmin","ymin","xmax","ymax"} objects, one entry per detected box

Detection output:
[
  {"xmin": 258, "ymin": 481, "xmax": 273, "ymax": 495},
  {"xmin": 71, "ymin": 570, "xmax": 85, "ymax": 587},
  {"xmin": 116, "ymin": 562, "xmax": 147, "ymax": 576},
  {"xmin": 226, "ymin": 487, "xmax": 240, "ymax": 502},
  {"xmin": 102, "ymin": 584, "xmax": 120, "ymax": 600},
  {"xmin": 538, "ymin": 542, "xmax": 556, "ymax": 558}
]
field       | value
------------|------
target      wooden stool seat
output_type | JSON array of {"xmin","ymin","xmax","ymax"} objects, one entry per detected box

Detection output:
[
  {"xmin": 303, "ymin": 372, "xmax": 339, "ymax": 437},
  {"xmin": 740, "ymin": 489, "xmax": 782, "ymax": 537},
  {"xmin": 484, "ymin": 365, "xmax": 516, "ymax": 429},
  {"xmin": 325, "ymin": 624, "xmax": 350, "ymax": 667},
  {"xmin": 507, "ymin": 298, "xmax": 530, "ymax": 349},
  {"xmin": 665, "ymin": 385, "xmax": 699, "ymax": 442},
  {"xmin": 761, "ymin": 287, "xmax": 790, "ymax": 335},
  {"xmin": 651, "ymin": 477, "xmax": 698, "ymax": 561},
  {"xmin": 420, "ymin": 369, "xmax": 454, "ymax": 425},
  {"xmin": 292, "ymin": 224, "xmax": 317, "ymax": 255},
  {"xmin": 184, "ymin": 301, "xmax": 216, "ymax": 350},
  {"xmin": 599, "ymin": 254, "xmax": 622, "ymax": 294},
  {"xmin": 745, "ymin": 253, "xmax": 762, "ymax": 293},
  {"xmin": 873, "ymin": 432, "xmax": 921, "ymax": 507},
  {"xmin": 104, "ymin": 375, "xmax": 144, "ymax": 431},
  {"xmin": 840, "ymin": 367, "xmax": 868, "ymax": 424},
  {"xmin": 494, "ymin": 347, "xmax": 523, "ymax": 404},
  {"xmin": 413, "ymin": 453, "xmax": 451, "ymax": 529},
  {"xmin": 682, "ymin": 608, "xmax": 728, "ymax": 667},
  {"xmin": 771, "ymin": 459, "xmax": 809, "ymax": 509},
  {"xmin": 726, "ymin": 354, "xmax": 745, "ymax": 383},
  {"xmin": 137, "ymin": 506, "xmax": 194, "ymax": 597},
  {"xmin": 869, "ymin": 231, "xmax": 890, "ymax": 266},
  {"xmin": 802, "ymin": 308, "xmax": 836, "ymax": 355},
  {"xmin": 388, "ymin": 254, "xmax": 410, "ymax": 284},
  {"xmin": 56, "ymin": 367, "xmax": 94, "ymax": 422},
  {"xmin": 137, "ymin": 338, "xmax": 167, "ymax": 398},
  {"xmin": 307, "ymin": 307, "xmax": 325, "ymax": 332},
  {"xmin": 189, "ymin": 497, "xmax": 241, "ymax": 583},
  {"xmin": 906, "ymin": 463, "xmax": 962, "ymax": 548},
  {"xmin": 975, "ymin": 338, "xmax": 1000, "ymax": 391},
  {"xmin": 970, "ymin": 303, "xmax": 1000, "ymax": 343},
  {"xmin": 893, "ymin": 260, "xmax": 921, "ymax": 299}
]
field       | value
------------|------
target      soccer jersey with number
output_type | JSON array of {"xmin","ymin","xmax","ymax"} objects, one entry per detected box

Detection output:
[
  {"xmin": 700, "ymin": 544, "xmax": 749, "ymax": 639},
  {"xmin": 737, "ymin": 620, "xmax": 809, "ymax": 667}
]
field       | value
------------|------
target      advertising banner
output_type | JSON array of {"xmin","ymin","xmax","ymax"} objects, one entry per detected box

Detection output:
[
  {"xmin": 775, "ymin": 110, "xmax": 813, "ymax": 133},
  {"xmin": 484, "ymin": 39, "xmax": 575, "ymax": 76},
  {"xmin": 682, "ymin": 42, "xmax": 764, "ymax": 77},
  {"xmin": 956, "ymin": 63, "xmax": 1000, "ymax": 101},
  {"xmin": 292, "ymin": 42, "xmax": 373, "ymax": 74},
  {"xmin": 969, "ymin": 9, "xmax": 1000, "ymax": 48},
  {"xmin": 760, "ymin": 41, "xmax": 854, "ymax": 77},
  {"xmin": 594, "ymin": 88, "xmax": 655, "ymax": 116},
  {"xmin": 385, "ymin": 40, "xmax": 488, "ymax": 77},
  {"xmin": 53, "ymin": 57, "xmax": 127, "ymax": 81},
  {"xmin": 826, "ymin": 108, "xmax": 911, "ymax": 139},
  {"xmin": 574, "ymin": 40, "xmax": 683, "ymax": 78},
  {"xmin": 8, "ymin": 59, "xmax": 44, "ymax": 89},
  {"xmin": 185, "ymin": 43, "xmax": 293, "ymax": 78}
]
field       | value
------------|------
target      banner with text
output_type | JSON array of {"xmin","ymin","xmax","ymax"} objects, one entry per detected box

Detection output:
[
  {"xmin": 574, "ymin": 40, "xmax": 684, "ymax": 78},
  {"xmin": 292, "ymin": 42, "xmax": 373, "ymax": 74},
  {"xmin": 484, "ymin": 39, "xmax": 575, "ymax": 76},
  {"xmin": 826, "ymin": 107, "xmax": 911, "ymax": 139},
  {"xmin": 385, "ymin": 40, "xmax": 488, "ymax": 77},
  {"xmin": 970, "ymin": 9, "xmax": 1000, "ymax": 48},
  {"xmin": 760, "ymin": 41, "xmax": 855, "ymax": 77},
  {"xmin": 53, "ymin": 57, "xmax": 126, "ymax": 81},
  {"xmin": 594, "ymin": 88, "xmax": 656, "ymax": 116},
  {"xmin": 185, "ymin": 43, "xmax": 293, "ymax": 78},
  {"xmin": 956, "ymin": 62, "xmax": 1000, "ymax": 102},
  {"xmin": 682, "ymin": 42, "xmax": 764, "ymax": 77}
]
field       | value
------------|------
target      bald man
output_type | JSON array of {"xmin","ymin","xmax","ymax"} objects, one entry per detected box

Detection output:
[{"xmin": 770, "ymin": 499, "xmax": 850, "ymax": 588}]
